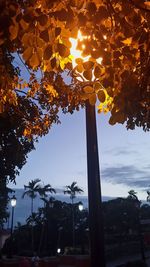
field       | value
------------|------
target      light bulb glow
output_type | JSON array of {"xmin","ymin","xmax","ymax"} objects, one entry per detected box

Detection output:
[
  {"xmin": 11, "ymin": 198, "xmax": 16, "ymax": 207},
  {"xmin": 79, "ymin": 203, "xmax": 83, "ymax": 211},
  {"xmin": 57, "ymin": 248, "xmax": 61, "ymax": 254},
  {"xmin": 69, "ymin": 30, "xmax": 90, "ymax": 69},
  {"xmin": 69, "ymin": 31, "xmax": 103, "ymax": 81}
]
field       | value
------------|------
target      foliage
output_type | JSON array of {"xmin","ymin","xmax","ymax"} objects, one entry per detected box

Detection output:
[
  {"xmin": 22, "ymin": 179, "xmax": 42, "ymax": 214},
  {"xmin": 0, "ymin": 0, "xmax": 149, "ymax": 138},
  {"xmin": 0, "ymin": 107, "xmax": 35, "ymax": 225},
  {"xmin": 3, "ymin": 192, "xmax": 150, "ymax": 257},
  {"xmin": 0, "ymin": 99, "xmax": 35, "ymax": 183},
  {"xmin": 0, "ymin": 179, "xmax": 14, "ymax": 228},
  {"xmin": 2, "ymin": 198, "xmax": 88, "ymax": 256},
  {"xmin": 38, "ymin": 183, "xmax": 56, "ymax": 199},
  {"xmin": 64, "ymin": 181, "xmax": 83, "ymax": 203}
]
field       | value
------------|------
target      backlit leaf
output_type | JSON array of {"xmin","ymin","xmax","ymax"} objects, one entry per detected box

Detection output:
[
  {"xmin": 9, "ymin": 23, "xmax": 19, "ymax": 40},
  {"xmin": 94, "ymin": 82, "xmax": 101, "ymax": 91},
  {"xmin": 76, "ymin": 64, "xmax": 84, "ymax": 73},
  {"xmin": 122, "ymin": 37, "xmax": 132, "ymax": 45},
  {"xmin": 94, "ymin": 66, "xmax": 101, "ymax": 78},
  {"xmin": 57, "ymin": 43, "xmax": 69, "ymax": 57},
  {"xmin": 22, "ymin": 47, "xmax": 33, "ymax": 61},
  {"xmin": 75, "ymin": 58, "xmax": 83, "ymax": 65},
  {"xmin": 83, "ymin": 70, "xmax": 92, "ymax": 80},
  {"xmin": 20, "ymin": 19, "xmax": 29, "ymax": 30},
  {"xmin": 29, "ymin": 53, "xmax": 40, "ymax": 68},
  {"xmin": 55, "ymin": 27, "xmax": 61, "ymax": 37},
  {"xmin": 40, "ymin": 30, "xmax": 49, "ymax": 42},
  {"xmin": 89, "ymin": 93, "xmax": 96, "ymax": 106},
  {"xmin": 44, "ymin": 45, "xmax": 53, "ymax": 60},
  {"xmin": 83, "ymin": 61, "xmax": 94, "ymax": 70},
  {"xmin": 97, "ymin": 90, "xmax": 106, "ymax": 103},
  {"xmin": 83, "ymin": 86, "xmax": 94, "ymax": 93}
]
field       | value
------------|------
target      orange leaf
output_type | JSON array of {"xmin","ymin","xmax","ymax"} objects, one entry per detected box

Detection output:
[
  {"xmin": 9, "ymin": 23, "xmax": 19, "ymax": 40},
  {"xmin": 83, "ymin": 86, "xmax": 94, "ymax": 93},
  {"xmin": 29, "ymin": 53, "xmax": 40, "ymax": 68},
  {"xmin": 97, "ymin": 90, "xmax": 106, "ymax": 103},
  {"xmin": 22, "ymin": 47, "xmax": 33, "ymax": 62},
  {"xmin": 89, "ymin": 93, "xmax": 96, "ymax": 106}
]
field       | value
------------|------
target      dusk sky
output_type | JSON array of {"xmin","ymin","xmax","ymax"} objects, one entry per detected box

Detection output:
[{"xmin": 11, "ymin": 106, "xmax": 150, "ymax": 201}]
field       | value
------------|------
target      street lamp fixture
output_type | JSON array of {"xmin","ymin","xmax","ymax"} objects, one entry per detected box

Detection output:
[
  {"xmin": 70, "ymin": 31, "xmax": 106, "ymax": 267},
  {"xmin": 57, "ymin": 248, "xmax": 61, "ymax": 254},
  {"xmin": 78, "ymin": 202, "xmax": 84, "ymax": 212},
  {"xmin": 10, "ymin": 195, "xmax": 17, "ymax": 236}
]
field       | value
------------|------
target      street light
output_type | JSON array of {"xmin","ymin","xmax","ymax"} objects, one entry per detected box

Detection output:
[
  {"xmin": 10, "ymin": 195, "xmax": 17, "ymax": 236},
  {"xmin": 78, "ymin": 202, "xmax": 84, "ymax": 212},
  {"xmin": 70, "ymin": 31, "xmax": 106, "ymax": 267}
]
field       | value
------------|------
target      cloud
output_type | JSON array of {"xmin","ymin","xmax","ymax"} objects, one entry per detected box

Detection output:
[
  {"xmin": 101, "ymin": 165, "xmax": 150, "ymax": 189},
  {"xmin": 103, "ymin": 147, "xmax": 138, "ymax": 156}
]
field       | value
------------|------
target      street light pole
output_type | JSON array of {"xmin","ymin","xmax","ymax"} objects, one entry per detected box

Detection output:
[
  {"xmin": 69, "ymin": 31, "xmax": 106, "ymax": 267},
  {"xmin": 10, "ymin": 195, "xmax": 17, "ymax": 257},
  {"xmin": 86, "ymin": 101, "xmax": 105, "ymax": 267}
]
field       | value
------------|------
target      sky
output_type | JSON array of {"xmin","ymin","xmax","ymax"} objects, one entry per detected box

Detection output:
[{"xmin": 10, "ymin": 106, "xmax": 150, "ymax": 201}]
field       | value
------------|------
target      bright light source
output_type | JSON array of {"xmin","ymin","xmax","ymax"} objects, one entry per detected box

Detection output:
[
  {"xmin": 78, "ymin": 203, "xmax": 83, "ymax": 211},
  {"xmin": 70, "ymin": 30, "xmax": 90, "ymax": 69},
  {"xmin": 11, "ymin": 196, "xmax": 17, "ymax": 207},
  {"xmin": 69, "ymin": 30, "xmax": 103, "ymax": 81},
  {"xmin": 57, "ymin": 248, "xmax": 61, "ymax": 254}
]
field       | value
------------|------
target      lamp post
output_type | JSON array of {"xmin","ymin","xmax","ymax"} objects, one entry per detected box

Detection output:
[
  {"xmin": 10, "ymin": 195, "xmax": 17, "ymax": 236},
  {"xmin": 10, "ymin": 195, "xmax": 16, "ymax": 257},
  {"xmin": 70, "ymin": 32, "xmax": 106, "ymax": 267},
  {"xmin": 86, "ymin": 101, "xmax": 105, "ymax": 267}
]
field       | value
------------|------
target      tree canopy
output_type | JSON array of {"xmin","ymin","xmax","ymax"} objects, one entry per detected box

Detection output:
[{"xmin": 0, "ymin": 0, "xmax": 150, "ymax": 138}]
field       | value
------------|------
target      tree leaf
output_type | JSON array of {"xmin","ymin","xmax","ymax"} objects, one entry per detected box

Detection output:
[
  {"xmin": 94, "ymin": 82, "xmax": 101, "ymax": 91},
  {"xmin": 29, "ymin": 53, "xmax": 40, "ymax": 68},
  {"xmin": 51, "ymin": 58, "xmax": 56, "ymax": 69},
  {"xmin": 83, "ymin": 70, "xmax": 92, "ymax": 80},
  {"xmin": 97, "ymin": 90, "xmax": 106, "ymax": 103},
  {"xmin": 94, "ymin": 66, "xmax": 101, "ymax": 78},
  {"xmin": 9, "ymin": 23, "xmax": 19, "ymax": 40},
  {"xmin": 83, "ymin": 61, "xmax": 94, "ymax": 70},
  {"xmin": 122, "ymin": 37, "xmax": 132, "ymax": 45},
  {"xmin": 40, "ymin": 30, "xmax": 49, "ymax": 42},
  {"xmin": 76, "ymin": 64, "xmax": 84, "ymax": 73},
  {"xmin": 20, "ymin": 19, "xmax": 29, "ymax": 30},
  {"xmin": 44, "ymin": 45, "xmax": 53, "ymax": 60},
  {"xmin": 57, "ymin": 43, "xmax": 69, "ymax": 57},
  {"xmin": 75, "ymin": 58, "xmax": 83, "ymax": 65},
  {"xmin": 37, "ymin": 15, "xmax": 48, "ymax": 26},
  {"xmin": 55, "ymin": 27, "xmax": 61, "ymax": 37},
  {"xmin": 83, "ymin": 86, "xmax": 94, "ymax": 93},
  {"xmin": 89, "ymin": 93, "xmax": 96, "ymax": 106},
  {"xmin": 22, "ymin": 47, "xmax": 33, "ymax": 61}
]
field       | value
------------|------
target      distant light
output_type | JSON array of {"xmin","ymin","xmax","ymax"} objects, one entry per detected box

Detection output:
[
  {"xmin": 78, "ymin": 203, "xmax": 83, "ymax": 211},
  {"xmin": 11, "ymin": 196, "xmax": 17, "ymax": 207},
  {"xmin": 57, "ymin": 248, "xmax": 61, "ymax": 254}
]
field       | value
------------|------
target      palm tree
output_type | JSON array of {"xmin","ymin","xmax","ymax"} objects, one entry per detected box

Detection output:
[
  {"xmin": 38, "ymin": 184, "xmax": 56, "ymax": 254},
  {"xmin": 39, "ymin": 183, "xmax": 56, "ymax": 203},
  {"xmin": 64, "ymin": 181, "xmax": 83, "ymax": 205},
  {"xmin": 22, "ymin": 179, "xmax": 41, "ymax": 254},
  {"xmin": 127, "ymin": 190, "xmax": 138, "ymax": 201},
  {"xmin": 64, "ymin": 181, "xmax": 83, "ymax": 248},
  {"xmin": 22, "ymin": 179, "xmax": 41, "ymax": 215}
]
